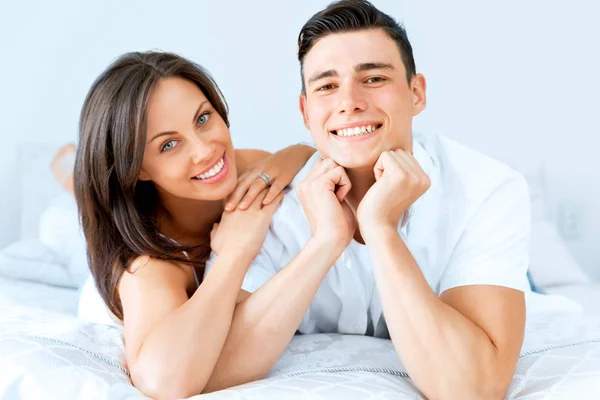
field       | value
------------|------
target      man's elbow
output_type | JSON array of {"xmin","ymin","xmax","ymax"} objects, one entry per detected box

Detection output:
[
  {"xmin": 426, "ymin": 384, "xmax": 505, "ymax": 400},
  {"xmin": 468, "ymin": 380, "xmax": 509, "ymax": 400}
]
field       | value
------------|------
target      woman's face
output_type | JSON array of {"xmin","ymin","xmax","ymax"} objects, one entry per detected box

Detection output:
[{"xmin": 139, "ymin": 77, "xmax": 237, "ymax": 202}]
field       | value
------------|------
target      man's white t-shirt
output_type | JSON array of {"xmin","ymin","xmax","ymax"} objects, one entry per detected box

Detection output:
[{"xmin": 206, "ymin": 132, "xmax": 532, "ymax": 338}]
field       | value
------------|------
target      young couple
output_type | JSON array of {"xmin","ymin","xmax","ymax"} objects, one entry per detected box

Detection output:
[{"xmin": 76, "ymin": 1, "xmax": 531, "ymax": 399}]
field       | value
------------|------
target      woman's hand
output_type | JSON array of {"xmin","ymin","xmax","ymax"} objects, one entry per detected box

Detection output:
[
  {"xmin": 211, "ymin": 189, "xmax": 283, "ymax": 260},
  {"xmin": 225, "ymin": 144, "xmax": 316, "ymax": 211}
]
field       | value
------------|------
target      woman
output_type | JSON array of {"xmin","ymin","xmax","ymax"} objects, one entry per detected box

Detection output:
[{"xmin": 74, "ymin": 51, "xmax": 314, "ymax": 399}]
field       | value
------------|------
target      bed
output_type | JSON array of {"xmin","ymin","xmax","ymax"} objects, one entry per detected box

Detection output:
[
  {"xmin": 2, "ymin": 274, "xmax": 600, "ymax": 399},
  {"xmin": 1, "ymin": 143, "xmax": 599, "ymax": 399}
]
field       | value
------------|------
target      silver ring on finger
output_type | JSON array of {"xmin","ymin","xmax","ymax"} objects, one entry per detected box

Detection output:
[{"xmin": 257, "ymin": 172, "xmax": 272, "ymax": 186}]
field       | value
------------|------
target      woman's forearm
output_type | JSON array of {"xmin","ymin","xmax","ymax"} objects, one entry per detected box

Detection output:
[{"xmin": 130, "ymin": 252, "xmax": 252, "ymax": 400}]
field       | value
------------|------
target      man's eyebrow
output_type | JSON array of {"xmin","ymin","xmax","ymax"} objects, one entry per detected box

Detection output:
[
  {"xmin": 308, "ymin": 69, "xmax": 338, "ymax": 84},
  {"xmin": 307, "ymin": 63, "xmax": 394, "ymax": 85},
  {"xmin": 356, "ymin": 62, "xmax": 395, "ymax": 73}
]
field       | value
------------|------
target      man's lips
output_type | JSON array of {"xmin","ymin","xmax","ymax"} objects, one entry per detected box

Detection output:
[{"xmin": 330, "ymin": 122, "xmax": 383, "ymax": 137}]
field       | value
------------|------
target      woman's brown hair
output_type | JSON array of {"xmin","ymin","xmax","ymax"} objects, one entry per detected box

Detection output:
[{"xmin": 74, "ymin": 51, "xmax": 229, "ymax": 320}]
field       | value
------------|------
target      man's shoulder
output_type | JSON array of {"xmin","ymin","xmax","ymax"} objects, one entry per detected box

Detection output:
[
  {"xmin": 288, "ymin": 151, "xmax": 322, "ymax": 189},
  {"xmin": 274, "ymin": 151, "xmax": 320, "ymax": 218},
  {"xmin": 418, "ymin": 132, "xmax": 527, "ymax": 200},
  {"xmin": 268, "ymin": 153, "xmax": 316, "ymax": 244}
]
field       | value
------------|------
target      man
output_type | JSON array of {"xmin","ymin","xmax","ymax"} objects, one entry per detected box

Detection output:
[{"xmin": 205, "ymin": 1, "xmax": 530, "ymax": 398}]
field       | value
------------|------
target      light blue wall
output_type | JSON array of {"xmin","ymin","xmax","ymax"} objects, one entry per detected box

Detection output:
[{"xmin": 1, "ymin": 0, "xmax": 598, "ymax": 277}]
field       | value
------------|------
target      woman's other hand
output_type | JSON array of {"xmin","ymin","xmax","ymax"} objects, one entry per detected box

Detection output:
[{"xmin": 211, "ymin": 189, "xmax": 283, "ymax": 259}]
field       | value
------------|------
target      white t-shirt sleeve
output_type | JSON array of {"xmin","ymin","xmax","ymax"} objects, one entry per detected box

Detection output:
[
  {"xmin": 438, "ymin": 172, "xmax": 531, "ymax": 294},
  {"xmin": 204, "ymin": 228, "xmax": 284, "ymax": 294}
]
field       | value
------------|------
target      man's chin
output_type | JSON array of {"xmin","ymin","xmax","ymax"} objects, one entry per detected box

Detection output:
[{"xmin": 329, "ymin": 154, "xmax": 379, "ymax": 170}]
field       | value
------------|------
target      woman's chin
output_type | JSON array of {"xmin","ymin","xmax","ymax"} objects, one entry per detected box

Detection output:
[{"xmin": 192, "ymin": 177, "xmax": 237, "ymax": 201}]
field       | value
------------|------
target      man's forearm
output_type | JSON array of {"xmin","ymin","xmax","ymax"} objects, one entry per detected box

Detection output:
[
  {"xmin": 367, "ymin": 228, "xmax": 507, "ymax": 400},
  {"xmin": 204, "ymin": 238, "xmax": 342, "ymax": 392}
]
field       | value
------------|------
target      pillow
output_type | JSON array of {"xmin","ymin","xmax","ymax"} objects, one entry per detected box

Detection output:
[
  {"xmin": 507, "ymin": 158, "xmax": 590, "ymax": 290},
  {"xmin": 0, "ymin": 239, "xmax": 77, "ymax": 288},
  {"xmin": 528, "ymin": 217, "xmax": 590, "ymax": 289},
  {"xmin": 38, "ymin": 193, "xmax": 88, "ymax": 286},
  {"xmin": 78, "ymin": 275, "xmax": 121, "ymax": 327},
  {"xmin": 18, "ymin": 143, "xmax": 65, "ymax": 240}
]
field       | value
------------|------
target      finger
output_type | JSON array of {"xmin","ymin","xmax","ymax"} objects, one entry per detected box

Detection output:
[
  {"xmin": 373, "ymin": 151, "xmax": 397, "ymax": 180},
  {"xmin": 239, "ymin": 178, "xmax": 268, "ymax": 210},
  {"xmin": 248, "ymin": 187, "xmax": 270, "ymax": 210},
  {"xmin": 262, "ymin": 191, "xmax": 284, "ymax": 212},
  {"xmin": 392, "ymin": 149, "xmax": 421, "ymax": 176},
  {"xmin": 393, "ymin": 150, "xmax": 430, "ymax": 186},
  {"xmin": 306, "ymin": 157, "xmax": 338, "ymax": 180},
  {"xmin": 323, "ymin": 166, "xmax": 352, "ymax": 202},
  {"xmin": 388, "ymin": 150, "xmax": 417, "ymax": 177},
  {"xmin": 225, "ymin": 173, "xmax": 255, "ymax": 211},
  {"xmin": 391, "ymin": 151, "xmax": 427, "ymax": 185},
  {"xmin": 262, "ymin": 182, "xmax": 283, "ymax": 205}
]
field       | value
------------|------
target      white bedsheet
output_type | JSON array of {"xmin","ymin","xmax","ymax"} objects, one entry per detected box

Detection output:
[
  {"xmin": 2, "ymin": 276, "xmax": 600, "ymax": 399},
  {"xmin": 0, "ymin": 275, "xmax": 78, "ymax": 315}
]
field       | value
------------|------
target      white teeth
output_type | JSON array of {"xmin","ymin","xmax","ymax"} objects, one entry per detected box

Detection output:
[
  {"xmin": 335, "ymin": 125, "xmax": 379, "ymax": 137},
  {"xmin": 196, "ymin": 157, "xmax": 225, "ymax": 180}
]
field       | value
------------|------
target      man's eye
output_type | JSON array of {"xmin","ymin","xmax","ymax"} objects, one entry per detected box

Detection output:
[
  {"xmin": 317, "ymin": 84, "xmax": 335, "ymax": 91},
  {"xmin": 366, "ymin": 77, "xmax": 386, "ymax": 83}
]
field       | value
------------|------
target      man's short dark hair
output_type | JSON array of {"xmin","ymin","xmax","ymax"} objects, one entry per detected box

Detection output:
[{"xmin": 298, "ymin": 0, "xmax": 416, "ymax": 94}]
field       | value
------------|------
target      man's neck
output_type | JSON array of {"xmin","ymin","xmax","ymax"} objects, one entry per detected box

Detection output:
[
  {"xmin": 345, "ymin": 166, "xmax": 376, "ymax": 210},
  {"xmin": 344, "ymin": 166, "xmax": 376, "ymax": 244}
]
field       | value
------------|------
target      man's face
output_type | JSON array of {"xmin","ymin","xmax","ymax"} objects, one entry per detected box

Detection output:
[{"xmin": 300, "ymin": 28, "xmax": 426, "ymax": 169}]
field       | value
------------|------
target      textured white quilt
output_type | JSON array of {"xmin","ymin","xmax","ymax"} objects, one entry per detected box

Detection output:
[{"xmin": 1, "ymin": 276, "xmax": 600, "ymax": 399}]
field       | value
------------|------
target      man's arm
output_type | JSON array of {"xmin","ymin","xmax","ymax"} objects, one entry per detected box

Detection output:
[
  {"xmin": 204, "ymin": 158, "xmax": 355, "ymax": 393},
  {"xmin": 367, "ymin": 231, "xmax": 524, "ymax": 400},
  {"xmin": 204, "ymin": 238, "xmax": 343, "ymax": 392},
  {"xmin": 358, "ymin": 150, "xmax": 529, "ymax": 400}
]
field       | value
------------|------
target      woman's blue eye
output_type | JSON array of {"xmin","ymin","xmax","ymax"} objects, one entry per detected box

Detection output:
[
  {"xmin": 197, "ymin": 112, "xmax": 211, "ymax": 125},
  {"xmin": 161, "ymin": 140, "xmax": 176, "ymax": 152}
]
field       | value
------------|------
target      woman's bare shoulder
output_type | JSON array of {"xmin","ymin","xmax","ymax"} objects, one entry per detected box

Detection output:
[{"xmin": 120, "ymin": 255, "xmax": 196, "ymax": 294}]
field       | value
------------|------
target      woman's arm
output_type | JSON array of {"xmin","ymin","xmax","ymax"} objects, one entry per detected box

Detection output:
[
  {"xmin": 120, "ymin": 191, "xmax": 283, "ymax": 399},
  {"xmin": 233, "ymin": 148, "xmax": 271, "ymax": 171},
  {"xmin": 121, "ymin": 252, "xmax": 251, "ymax": 400},
  {"xmin": 229, "ymin": 144, "xmax": 316, "ymax": 210}
]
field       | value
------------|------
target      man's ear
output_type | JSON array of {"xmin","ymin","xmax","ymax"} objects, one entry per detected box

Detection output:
[
  {"xmin": 299, "ymin": 94, "xmax": 310, "ymax": 130},
  {"xmin": 411, "ymin": 73, "xmax": 427, "ymax": 117}
]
